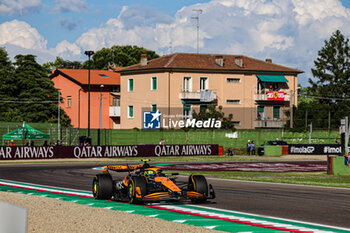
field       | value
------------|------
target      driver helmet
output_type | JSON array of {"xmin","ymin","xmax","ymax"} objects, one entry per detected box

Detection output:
[{"xmin": 144, "ymin": 170, "xmax": 155, "ymax": 177}]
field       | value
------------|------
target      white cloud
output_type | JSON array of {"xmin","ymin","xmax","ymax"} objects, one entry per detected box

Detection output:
[
  {"xmin": 117, "ymin": 5, "xmax": 173, "ymax": 30},
  {"xmin": 54, "ymin": 0, "xmax": 87, "ymax": 13},
  {"xmin": 54, "ymin": 40, "xmax": 81, "ymax": 59},
  {"xmin": 2, "ymin": 0, "xmax": 350, "ymax": 86},
  {"xmin": 0, "ymin": 0, "xmax": 41, "ymax": 16},
  {"xmin": 292, "ymin": 0, "xmax": 348, "ymax": 25},
  {"xmin": 0, "ymin": 20, "xmax": 82, "ymax": 63},
  {"xmin": 0, "ymin": 20, "xmax": 47, "ymax": 50},
  {"xmin": 74, "ymin": 5, "xmax": 210, "ymax": 54}
]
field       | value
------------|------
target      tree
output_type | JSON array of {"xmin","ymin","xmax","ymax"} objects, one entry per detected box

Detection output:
[
  {"xmin": 13, "ymin": 55, "xmax": 71, "ymax": 126},
  {"xmin": 0, "ymin": 47, "xmax": 16, "ymax": 121},
  {"xmin": 192, "ymin": 105, "xmax": 236, "ymax": 130},
  {"xmin": 82, "ymin": 45, "xmax": 160, "ymax": 69},
  {"xmin": 285, "ymin": 85, "xmax": 318, "ymax": 131},
  {"xmin": 43, "ymin": 57, "xmax": 82, "ymax": 75},
  {"xmin": 291, "ymin": 30, "xmax": 350, "ymax": 130}
]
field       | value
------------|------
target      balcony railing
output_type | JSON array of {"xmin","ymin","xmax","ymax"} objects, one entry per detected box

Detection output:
[
  {"xmin": 179, "ymin": 91, "xmax": 200, "ymax": 99},
  {"xmin": 109, "ymin": 106, "xmax": 120, "ymax": 117},
  {"xmin": 254, "ymin": 92, "xmax": 290, "ymax": 101},
  {"xmin": 254, "ymin": 120, "xmax": 284, "ymax": 128},
  {"xmin": 179, "ymin": 90, "xmax": 217, "ymax": 102}
]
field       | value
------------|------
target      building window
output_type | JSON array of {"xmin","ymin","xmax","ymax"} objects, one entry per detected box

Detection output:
[
  {"xmin": 183, "ymin": 77, "xmax": 192, "ymax": 92},
  {"xmin": 151, "ymin": 104, "xmax": 157, "ymax": 112},
  {"xmin": 273, "ymin": 106, "xmax": 281, "ymax": 120},
  {"xmin": 151, "ymin": 77, "xmax": 157, "ymax": 90},
  {"xmin": 257, "ymin": 105, "xmax": 265, "ymax": 120},
  {"xmin": 227, "ymin": 78, "xmax": 241, "ymax": 83},
  {"xmin": 67, "ymin": 96, "xmax": 72, "ymax": 108},
  {"xmin": 226, "ymin": 99, "xmax": 241, "ymax": 105},
  {"xmin": 128, "ymin": 106, "xmax": 134, "ymax": 118},
  {"xmin": 113, "ymin": 96, "xmax": 120, "ymax": 106},
  {"xmin": 183, "ymin": 104, "xmax": 191, "ymax": 119},
  {"xmin": 200, "ymin": 77, "xmax": 208, "ymax": 90},
  {"xmin": 233, "ymin": 121, "xmax": 241, "ymax": 126},
  {"xmin": 128, "ymin": 79, "xmax": 134, "ymax": 92}
]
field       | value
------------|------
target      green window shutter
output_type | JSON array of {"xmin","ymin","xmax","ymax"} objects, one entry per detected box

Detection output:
[
  {"xmin": 129, "ymin": 79, "xmax": 134, "ymax": 92},
  {"xmin": 129, "ymin": 106, "xmax": 134, "ymax": 117},
  {"xmin": 183, "ymin": 105, "xmax": 191, "ymax": 111},
  {"xmin": 273, "ymin": 106, "xmax": 280, "ymax": 119},
  {"xmin": 257, "ymin": 106, "xmax": 264, "ymax": 113},
  {"xmin": 152, "ymin": 104, "xmax": 157, "ymax": 112},
  {"xmin": 152, "ymin": 77, "xmax": 157, "ymax": 90}
]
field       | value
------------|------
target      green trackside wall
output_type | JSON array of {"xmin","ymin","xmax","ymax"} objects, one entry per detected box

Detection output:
[
  {"xmin": 264, "ymin": 145, "xmax": 282, "ymax": 156},
  {"xmin": 332, "ymin": 156, "xmax": 350, "ymax": 176},
  {"xmin": 108, "ymin": 129, "xmax": 340, "ymax": 146},
  {"xmin": 0, "ymin": 122, "xmax": 341, "ymax": 148}
]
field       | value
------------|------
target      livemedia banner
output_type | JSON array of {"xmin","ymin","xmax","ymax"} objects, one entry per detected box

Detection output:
[
  {"xmin": 0, "ymin": 144, "xmax": 218, "ymax": 160},
  {"xmin": 288, "ymin": 144, "xmax": 342, "ymax": 155}
]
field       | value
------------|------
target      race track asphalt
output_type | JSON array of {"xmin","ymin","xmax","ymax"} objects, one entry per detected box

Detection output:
[{"xmin": 0, "ymin": 162, "xmax": 349, "ymax": 228}]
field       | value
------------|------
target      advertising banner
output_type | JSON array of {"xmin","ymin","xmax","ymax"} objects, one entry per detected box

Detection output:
[
  {"xmin": 0, "ymin": 144, "xmax": 219, "ymax": 160},
  {"xmin": 288, "ymin": 144, "xmax": 342, "ymax": 155}
]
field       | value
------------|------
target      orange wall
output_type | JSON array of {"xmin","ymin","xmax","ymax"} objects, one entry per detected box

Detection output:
[{"xmin": 53, "ymin": 75, "xmax": 118, "ymax": 129}]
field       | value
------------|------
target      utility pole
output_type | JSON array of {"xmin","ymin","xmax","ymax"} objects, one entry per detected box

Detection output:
[
  {"xmin": 345, "ymin": 116, "xmax": 349, "ymax": 155},
  {"xmin": 290, "ymin": 87, "xmax": 300, "ymax": 129},
  {"xmin": 98, "ymin": 85, "xmax": 104, "ymax": 146},
  {"xmin": 191, "ymin": 9, "xmax": 202, "ymax": 54},
  {"xmin": 84, "ymin": 50, "xmax": 94, "ymax": 139},
  {"xmin": 58, "ymin": 89, "xmax": 61, "ymax": 142},
  {"xmin": 309, "ymin": 122, "xmax": 312, "ymax": 144},
  {"xmin": 290, "ymin": 90, "xmax": 293, "ymax": 128}
]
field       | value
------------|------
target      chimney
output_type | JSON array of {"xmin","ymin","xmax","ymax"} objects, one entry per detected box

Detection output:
[
  {"xmin": 265, "ymin": 58, "xmax": 272, "ymax": 63},
  {"xmin": 215, "ymin": 55, "xmax": 224, "ymax": 67},
  {"xmin": 234, "ymin": 56, "xmax": 243, "ymax": 68},
  {"xmin": 140, "ymin": 54, "xmax": 148, "ymax": 67}
]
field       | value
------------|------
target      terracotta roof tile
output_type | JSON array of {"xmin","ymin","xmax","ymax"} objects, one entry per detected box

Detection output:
[
  {"xmin": 50, "ymin": 69, "xmax": 120, "ymax": 85},
  {"xmin": 118, "ymin": 53, "xmax": 303, "ymax": 74}
]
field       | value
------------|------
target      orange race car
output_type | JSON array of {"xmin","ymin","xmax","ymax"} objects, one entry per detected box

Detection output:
[{"xmin": 92, "ymin": 160, "xmax": 215, "ymax": 204}]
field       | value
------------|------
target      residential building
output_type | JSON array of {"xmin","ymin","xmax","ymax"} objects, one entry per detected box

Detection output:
[
  {"xmin": 50, "ymin": 69, "xmax": 121, "ymax": 129},
  {"xmin": 118, "ymin": 53, "xmax": 303, "ymax": 129}
]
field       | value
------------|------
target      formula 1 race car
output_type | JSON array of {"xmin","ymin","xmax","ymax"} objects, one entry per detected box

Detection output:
[{"xmin": 92, "ymin": 160, "xmax": 215, "ymax": 204}]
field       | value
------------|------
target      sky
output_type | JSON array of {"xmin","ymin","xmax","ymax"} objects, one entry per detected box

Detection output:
[{"xmin": 1, "ymin": 0, "xmax": 350, "ymax": 87}]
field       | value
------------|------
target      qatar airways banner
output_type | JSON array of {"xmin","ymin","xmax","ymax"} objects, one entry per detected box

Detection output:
[{"xmin": 0, "ymin": 144, "xmax": 218, "ymax": 160}]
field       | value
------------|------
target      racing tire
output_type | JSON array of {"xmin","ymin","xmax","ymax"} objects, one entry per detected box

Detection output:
[
  {"xmin": 188, "ymin": 175, "xmax": 208, "ymax": 203},
  {"xmin": 127, "ymin": 176, "xmax": 147, "ymax": 204},
  {"xmin": 92, "ymin": 174, "xmax": 114, "ymax": 200}
]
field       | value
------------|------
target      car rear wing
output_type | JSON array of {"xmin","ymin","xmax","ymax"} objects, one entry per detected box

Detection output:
[
  {"xmin": 102, "ymin": 159, "xmax": 151, "ymax": 173},
  {"xmin": 103, "ymin": 164, "xmax": 142, "ymax": 172}
]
